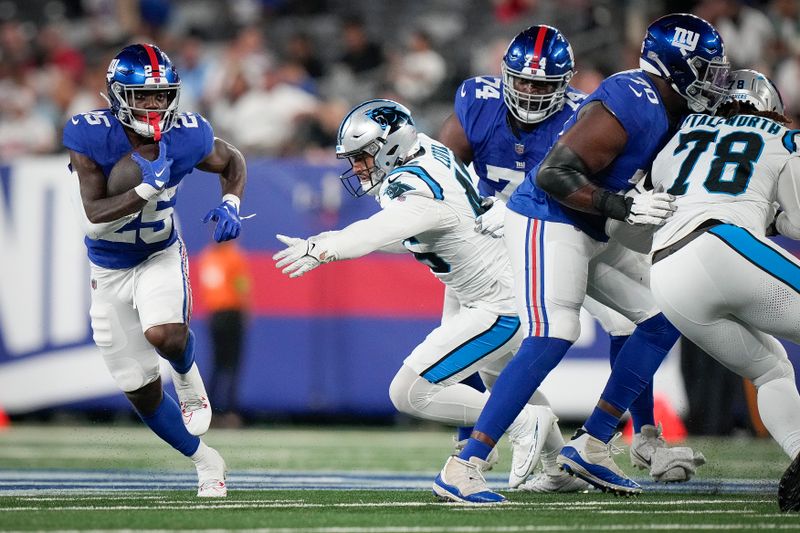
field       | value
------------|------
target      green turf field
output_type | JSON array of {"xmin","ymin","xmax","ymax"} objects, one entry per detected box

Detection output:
[{"xmin": 1, "ymin": 424, "xmax": 798, "ymax": 531}]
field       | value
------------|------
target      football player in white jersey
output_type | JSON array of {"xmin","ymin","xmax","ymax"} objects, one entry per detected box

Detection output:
[
  {"xmin": 274, "ymin": 99, "xmax": 544, "ymax": 480},
  {"xmin": 648, "ymin": 70, "xmax": 800, "ymax": 512}
]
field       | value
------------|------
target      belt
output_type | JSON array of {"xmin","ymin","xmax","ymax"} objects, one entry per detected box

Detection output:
[{"xmin": 651, "ymin": 219, "xmax": 724, "ymax": 265}]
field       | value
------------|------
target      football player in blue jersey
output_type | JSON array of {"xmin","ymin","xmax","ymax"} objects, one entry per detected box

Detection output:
[
  {"xmin": 439, "ymin": 24, "xmax": 690, "ymax": 493},
  {"xmin": 434, "ymin": 14, "xmax": 724, "ymax": 502},
  {"xmin": 63, "ymin": 44, "xmax": 247, "ymax": 497}
]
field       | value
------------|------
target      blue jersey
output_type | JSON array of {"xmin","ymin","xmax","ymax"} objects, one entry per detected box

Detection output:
[
  {"xmin": 63, "ymin": 109, "xmax": 215, "ymax": 268},
  {"xmin": 507, "ymin": 69, "xmax": 675, "ymax": 241},
  {"xmin": 454, "ymin": 76, "xmax": 585, "ymax": 201}
]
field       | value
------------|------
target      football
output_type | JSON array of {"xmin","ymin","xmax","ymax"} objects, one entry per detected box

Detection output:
[{"xmin": 106, "ymin": 143, "xmax": 159, "ymax": 197}]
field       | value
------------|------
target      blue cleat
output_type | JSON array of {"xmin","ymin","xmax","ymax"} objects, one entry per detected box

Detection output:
[
  {"xmin": 433, "ymin": 456, "xmax": 507, "ymax": 503},
  {"xmin": 557, "ymin": 431, "xmax": 642, "ymax": 496}
]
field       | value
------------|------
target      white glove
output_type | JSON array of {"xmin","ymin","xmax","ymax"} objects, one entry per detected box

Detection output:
[
  {"xmin": 649, "ymin": 447, "xmax": 706, "ymax": 483},
  {"xmin": 625, "ymin": 190, "xmax": 676, "ymax": 226},
  {"xmin": 475, "ymin": 196, "xmax": 506, "ymax": 238},
  {"xmin": 273, "ymin": 234, "xmax": 331, "ymax": 278}
]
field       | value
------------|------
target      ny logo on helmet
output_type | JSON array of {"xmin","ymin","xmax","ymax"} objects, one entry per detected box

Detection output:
[
  {"xmin": 365, "ymin": 106, "xmax": 412, "ymax": 134},
  {"xmin": 106, "ymin": 59, "xmax": 120, "ymax": 81},
  {"xmin": 671, "ymin": 27, "xmax": 699, "ymax": 56}
]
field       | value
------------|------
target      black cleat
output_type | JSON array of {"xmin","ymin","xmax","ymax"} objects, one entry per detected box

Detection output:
[{"xmin": 779, "ymin": 453, "xmax": 800, "ymax": 512}]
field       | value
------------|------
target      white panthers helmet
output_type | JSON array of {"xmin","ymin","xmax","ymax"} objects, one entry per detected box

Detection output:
[
  {"xmin": 728, "ymin": 69, "xmax": 784, "ymax": 114},
  {"xmin": 336, "ymin": 99, "xmax": 420, "ymax": 197}
]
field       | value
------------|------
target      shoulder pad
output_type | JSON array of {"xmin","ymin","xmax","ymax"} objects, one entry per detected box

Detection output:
[{"xmin": 388, "ymin": 166, "xmax": 443, "ymax": 200}]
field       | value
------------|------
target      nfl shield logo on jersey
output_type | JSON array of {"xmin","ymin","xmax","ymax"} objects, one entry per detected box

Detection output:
[{"xmin": 515, "ymin": 143, "xmax": 525, "ymax": 154}]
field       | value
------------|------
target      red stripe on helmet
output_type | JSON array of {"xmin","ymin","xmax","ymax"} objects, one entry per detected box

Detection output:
[
  {"xmin": 142, "ymin": 43, "xmax": 162, "ymax": 82},
  {"xmin": 530, "ymin": 26, "xmax": 548, "ymax": 69}
]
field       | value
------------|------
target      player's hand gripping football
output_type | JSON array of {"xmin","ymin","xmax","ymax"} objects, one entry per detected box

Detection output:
[
  {"xmin": 625, "ymin": 190, "xmax": 676, "ymax": 226},
  {"xmin": 475, "ymin": 196, "xmax": 506, "ymax": 238},
  {"xmin": 203, "ymin": 199, "xmax": 242, "ymax": 242},
  {"xmin": 273, "ymin": 234, "xmax": 332, "ymax": 278},
  {"xmin": 131, "ymin": 139, "xmax": 172, "ymax": 201}
]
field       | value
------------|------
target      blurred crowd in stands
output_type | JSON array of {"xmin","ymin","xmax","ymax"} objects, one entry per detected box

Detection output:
[{"xmin": 1, "ymin": 0, "xmax": 799, "ymax": 161}]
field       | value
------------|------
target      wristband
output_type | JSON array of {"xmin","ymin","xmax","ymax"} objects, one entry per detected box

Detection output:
[
  {"xmin": 134, "ymin": 183, "xmax": 160, "ymax": 201},
  {"xmin": 222, "ymin": 193, "xmax": 241, "ymax": 211},
  {"xmin": 592, "ymin": 189, "xmax": 632, "ymax": 221}
]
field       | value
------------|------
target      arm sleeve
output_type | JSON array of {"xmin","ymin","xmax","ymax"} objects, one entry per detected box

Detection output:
[
  {"xmin": 775, "ymin": 156, "xmax": 800, "ymax": 240},
  {"xmin": 314, "ymin": 195, "xmax": 444, "ymax": 261}
]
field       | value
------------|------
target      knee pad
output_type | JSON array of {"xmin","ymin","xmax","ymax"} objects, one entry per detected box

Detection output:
[
  {"xmin": 540, "ymin": 307, "xmax": 581, "ymax": 343},
  {"xmin": 90, "ymin": 300, "xmax": 160, "ymax": 393},
  {"xmin": 389, "ymin": 365, "xmax": 420, "ymax": 415},
  {"xmin": 113, "ymin": 360, "xmax": 159, "ymax": 392},
  {"xmin": 89, "ymin": 303, "xmax": 114, "ymax": 348}
]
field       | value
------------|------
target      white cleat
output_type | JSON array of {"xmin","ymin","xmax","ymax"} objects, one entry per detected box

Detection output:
[
  {"xmin": 631, "ymin": 423, "xmax": 705, "ymax": 482},
  {"xmin": 172, "ymin": 363, "xmax": 212, "ymax": 436},
  {"xmin": 453, "ymin": 437, "xmax": 500, "ymax": 472},
  {"xmin": 193, "ymin": 443, "xmax": 228, "ymax": 498},
  {"xmin": 517, "ymin": 469, "xmax": 592, "ymax": 493},
  {"xmin": 558, "ymin": 431, "xmax": 641, "ymax": 495},
  {"xmin": 507, "ymin": 405, "xmax": 556, "ymax": 489},
  {"xmin": 432, "ymin": 456, "xmax": 506, "ymax": 504}
]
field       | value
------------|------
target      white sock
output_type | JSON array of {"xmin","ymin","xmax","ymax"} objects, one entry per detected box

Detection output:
[{"xmin": 191, "ymin": 440, "xmax": 210, "ymax": 464}]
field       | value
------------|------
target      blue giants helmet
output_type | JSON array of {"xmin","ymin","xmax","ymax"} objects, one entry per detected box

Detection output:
[
  {"xmin": 640, "ymin": 13, "xmax": 729, "ymax": 113},
  {"xmin": 105, "ymin": 43, "xmax": 181, "ymax": 140},
  {"xmin": 501, "ymin": 25, "xmax": 575, "ymax": 124}
]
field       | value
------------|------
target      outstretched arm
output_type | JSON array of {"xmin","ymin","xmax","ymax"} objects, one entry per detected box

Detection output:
[{"xmin": 274, "ymin": 195, "xmax": 444, "ymax": 277}]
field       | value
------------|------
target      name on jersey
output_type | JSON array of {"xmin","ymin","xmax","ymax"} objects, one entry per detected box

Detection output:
[{"xmin": 682, "ymin": 113, "xmax": 783, "ymax": 134}]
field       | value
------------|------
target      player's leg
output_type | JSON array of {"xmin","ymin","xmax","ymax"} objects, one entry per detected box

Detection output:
[
  {"xmin": 557, "ymin": 244, "xmax": 680, "ymax": 494},
  {"xmin": 586, "ymin": 243, "xmax": 680, "ymax": 477},
  {"xmin": 89, "ymin": 263, "xmax": 226, "ymax": 497},
  {"xmin": 650, "ymin": 233, "xmax": 800, "ymax": 509},
  {"xmin": 434, "ymin": 214, "xmax": 596, "ymax": 502},
  {"xmin": 479, "ymin": 359, "xmax": 589, "ymax": 492},
  {"xmin": 391, "ymin": 305, "xmax": 535, "ymax": 476},
  {"xmin": 137, "ymin": 238, "xmax": 212, "ymax": 436},
  {"xmin": 440, "ymin": 286, "xmax": 488, "ymax": 444},
  {"xmin": 584, "ymin": 274, "xmax": 655, "ymax": 434}
]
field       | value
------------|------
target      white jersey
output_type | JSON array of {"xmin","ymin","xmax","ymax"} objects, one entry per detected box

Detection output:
[
  {"xmin": 316, "ymin": 133, "xmax": 516, "ymax": 315},
  {"xmin": 651, "ymin": 113, "xmax": 800, "ymax": 251}
]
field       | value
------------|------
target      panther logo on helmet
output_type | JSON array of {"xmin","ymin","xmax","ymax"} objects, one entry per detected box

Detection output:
[{"xmin": 365, "ymin": 106, "xmax": 414, "ymax": 134}]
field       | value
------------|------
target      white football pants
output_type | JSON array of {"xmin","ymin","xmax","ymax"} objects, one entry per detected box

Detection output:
[{"xmin": 650, "ymin": 225, "xmax": 800, "ymax": 458}]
